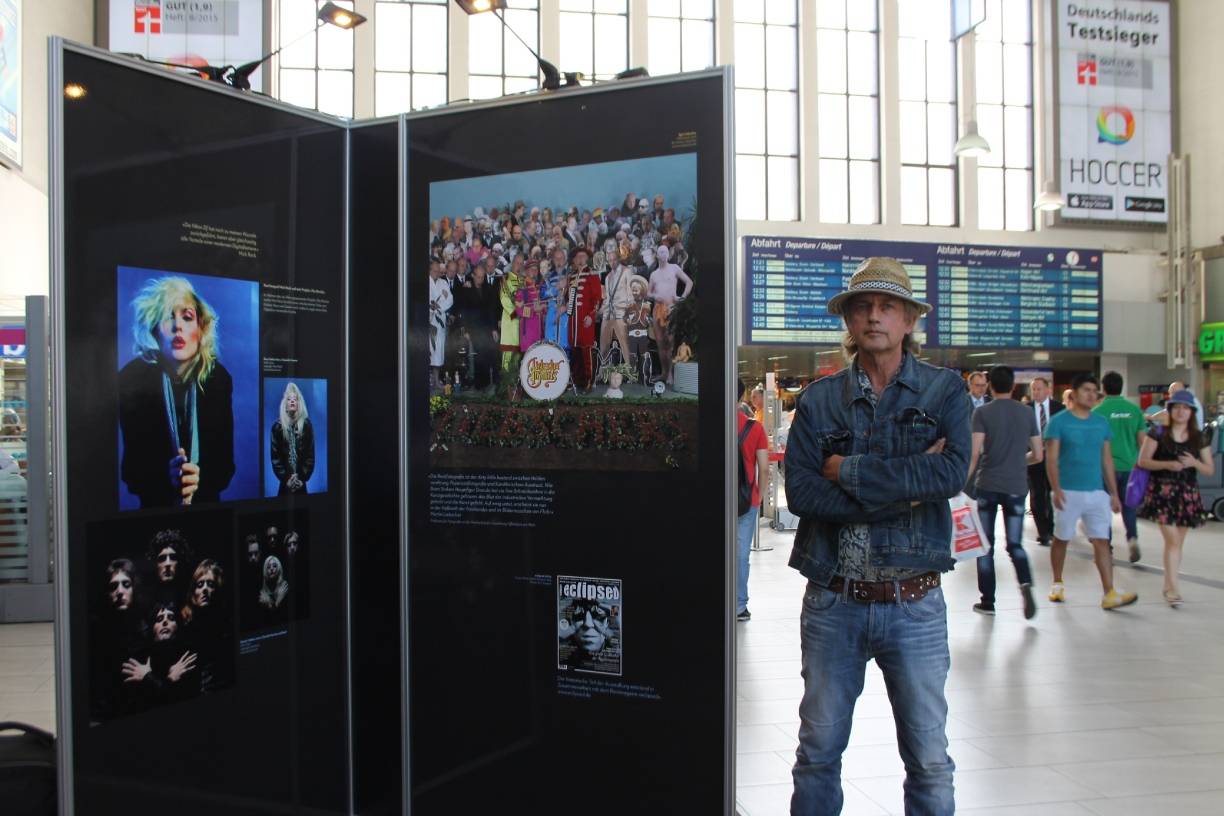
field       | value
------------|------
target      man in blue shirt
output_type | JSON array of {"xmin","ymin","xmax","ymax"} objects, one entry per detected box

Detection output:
[{"xmin": 1044, "ymin": 372, "xmax": 1137, "ymax": 610}]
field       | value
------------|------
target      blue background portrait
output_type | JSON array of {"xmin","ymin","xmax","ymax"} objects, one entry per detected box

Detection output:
[
  {"xmin": 429, "ymin": 153, "xmax": 698, "ymax": 222},
  {"xmin": 116, "ymin": 266, "xmax": 261, "ymax": 510},
  {"xmin": 262, "ymin": 377, "xmax": 328, "ymax": 497}
]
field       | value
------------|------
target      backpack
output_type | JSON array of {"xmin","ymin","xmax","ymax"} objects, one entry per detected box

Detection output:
[{"xmin": 738, "ymin": 419, "xmax": 756, "ymax": 516}]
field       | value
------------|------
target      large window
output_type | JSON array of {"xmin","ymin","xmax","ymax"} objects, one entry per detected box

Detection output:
[
  {"xmin": 374, "ymin": 0, "xmax": 449, "ymax": 116},
  {"xmin": 898, "ymin": 0, "xmax": 957, "ymax": 226},
  {"xmin": 279, "ymin": 0, "xmax": 356, "ymax": 117},
  {"xmin": 734, "ymin": 0, "xmax": 799, "ymax": 222},
  {"xmin": 647, "ymin": 0, "xmax": 716, "ymax": 77},
  {"xmin": 975, "ymin": 0, "xmax": 1032, "ymax": 231},
  {"xmin": 559, "ymin": 0, "xmax": 628, "ymax": 82},
  {"xmin": 469, "ymin": 1, "xmax": 540, "ymax": 101},
  {"xmin": 815, "ymin": 0, "xmax": 880, "ymax": 224}
]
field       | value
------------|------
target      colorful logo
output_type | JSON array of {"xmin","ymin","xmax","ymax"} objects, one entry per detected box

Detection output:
[
  {"xmin": 1096, "ymin": 106, "xmax": 1135, "ymax": 144},
  {"xmin": 1077, "ymin": 57, "xmax": 1098, "ymax": 86}
]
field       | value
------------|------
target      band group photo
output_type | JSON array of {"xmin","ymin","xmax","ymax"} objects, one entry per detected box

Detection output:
[
  {"xmin": 88, "ymin": 511, "xmax": 235, "ymax": 722},
  {"xmin": 426, "ymin": 155, "xmax": 700, "ymax": 403}
]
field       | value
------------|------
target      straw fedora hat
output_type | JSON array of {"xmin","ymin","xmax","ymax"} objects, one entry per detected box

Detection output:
[{"xmin": 826, "ymin": 257, "xmax": 932, "ymax": 316}]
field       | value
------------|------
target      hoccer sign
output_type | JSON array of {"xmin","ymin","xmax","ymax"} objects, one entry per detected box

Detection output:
[{"xmin": 1056, "ymin": 0, "xmax": 1172, "ymax": 225}]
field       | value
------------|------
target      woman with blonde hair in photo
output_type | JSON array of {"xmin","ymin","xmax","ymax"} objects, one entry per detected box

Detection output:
[
  {"xmin": 1136, "ymin": 389, "xmax": 1215, "ymax": 607},
  {"xmin": 271, "ymin": 382, "xmax": 315, "ymax": 495},
  {"xmin": 119, "ymin": 276, "xmax": 234, "ymax": 507}
]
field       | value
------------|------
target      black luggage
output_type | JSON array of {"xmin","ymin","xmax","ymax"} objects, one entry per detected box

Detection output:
[{"xmin": 0, "ymin": 721, "xmax": 57, "ymax": 815}]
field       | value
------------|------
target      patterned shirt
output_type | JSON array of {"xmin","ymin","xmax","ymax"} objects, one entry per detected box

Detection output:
[{"xmin": 835, "ymin": 364, "xmax": 925, "ymax": 582}]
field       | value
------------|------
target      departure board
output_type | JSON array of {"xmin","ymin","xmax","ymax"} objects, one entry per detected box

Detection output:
[{"xmin": 743, "ymin": 237, "xmax": 1102, "ymax": 351}]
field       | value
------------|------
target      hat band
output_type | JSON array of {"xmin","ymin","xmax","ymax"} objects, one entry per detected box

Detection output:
[{"xmin": 847, "ymin": 279, "xmax": 915, "ymax": 300}]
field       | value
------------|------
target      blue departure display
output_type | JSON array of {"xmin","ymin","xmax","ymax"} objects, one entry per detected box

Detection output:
[{"xmin": 744, "ymin": 237, "xmax": 1102, "ymax": 351}]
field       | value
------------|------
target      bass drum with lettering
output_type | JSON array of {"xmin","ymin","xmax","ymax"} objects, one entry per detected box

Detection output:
[{"xmin": 519, "ymin": 340, "xmax": 571, "ymax": 401}]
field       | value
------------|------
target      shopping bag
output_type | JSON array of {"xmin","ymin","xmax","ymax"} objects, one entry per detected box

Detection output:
[
  {"xmin": 1124, "ymin": 467, "xmax": 1149, "ymax": 508},
  {"xmin": 949, "ymin": 492, "xmax": 989, "ymax": 561}
]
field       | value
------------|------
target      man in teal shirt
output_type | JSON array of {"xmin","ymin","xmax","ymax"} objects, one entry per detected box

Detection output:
[
  {"xmin": 1045, "ymin": 373, "xmax": 1137, "ymax": 610},
  {"xmin": 1094, "ymin": 371, "xmax": 1148, "ymax": 563}
]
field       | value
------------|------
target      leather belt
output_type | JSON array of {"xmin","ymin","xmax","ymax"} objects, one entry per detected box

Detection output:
[{"xmin": 827, "ymin": 572, "xmax": 940, "ymax": 603}]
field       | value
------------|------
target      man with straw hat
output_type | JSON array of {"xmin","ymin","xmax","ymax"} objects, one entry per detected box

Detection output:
[{"xmin": 784, "ymin": 257, "xmax": 970, "ymax": 815}]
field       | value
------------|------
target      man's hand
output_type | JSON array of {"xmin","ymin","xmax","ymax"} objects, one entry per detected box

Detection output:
[
  {"xmin": 1053, "ymin": 488, "xmax": 1067, "ymax": 511},
  {"xmin": 167, "ymin": 651, "xmax": 197, "ymax": 683},
  {"xmin": 122, "ymin": 657, "xmax": 152, "ymax": 683},
  {"xmin": 821, "ymin": 454, "xmax": 844, "ymax": 483},
  {"xmin": 926, "ymin": 438, "xmax": 946, "ymax": 454},
  {"xmin": 583, "ymin": 315, "xmax": 593, "ymax": 328}
]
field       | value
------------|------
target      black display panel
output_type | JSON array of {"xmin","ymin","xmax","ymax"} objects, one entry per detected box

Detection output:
[
  {"xmin": 404, "ymin": 72, "xmax": 733, "ymax": 814},
  {"xmin": 57, "ymin": 48, "xmax": 349, "ymax": 815},
  {"xmin": 348, "ymin": 119, "xmax": 404, "ymax": 816}
]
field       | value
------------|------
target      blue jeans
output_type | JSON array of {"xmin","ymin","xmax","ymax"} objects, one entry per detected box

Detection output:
[
  {"xmin": 976, "ymin": 490, "xmax": 1034, "ymax": 606},
  {"xmin": 792, "ymin": 582, "xmax": 955, "ymax": 815},
  {"xmin": 1112, "ymin": 470, "xmax": 1138, "ymax": 540},
  {"xmin": 736, "ymin": 507, "xmax": 757, "ymax": 613}
]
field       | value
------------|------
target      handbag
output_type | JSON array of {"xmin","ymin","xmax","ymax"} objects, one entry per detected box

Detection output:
[
  {"xmin": 1124, "ymin": 467, "xmax": 1149, "ymax": 508},
  {"xmin": 1125, "ymin": 426, "xmax": 1162, "ymax": 508},
  {"xmin": 949, "ymin": 492, "xmax": 989, "ymax": 560}
]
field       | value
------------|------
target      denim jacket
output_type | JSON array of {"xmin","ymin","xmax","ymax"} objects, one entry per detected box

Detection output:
[{"xmin": 784, "ymin": 353, "xmax": 971, "ymax": 585}]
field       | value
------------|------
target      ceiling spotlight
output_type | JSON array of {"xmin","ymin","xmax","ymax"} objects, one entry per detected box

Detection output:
[
  {"xmin": 954, "ymin": 119, "xmax": 990, "ymax": 158},
  {"xmin": 318, "ymin": 2, "xmax": 368, "ymax": 29},
  {"xmin": 455, "ymin": 0, "xmax": 507, "ymax": 13},
  {"xmin": 64, "ymin": 83, "xmax": 87, "ymax": 100},
  {"xmin": 1033, "ymin": 180, "xmax": 1066, "ymax": 212}
]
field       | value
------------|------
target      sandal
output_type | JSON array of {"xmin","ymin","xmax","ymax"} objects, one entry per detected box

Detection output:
[{"xmin": 1163, "ymin": 590, "xmax": 1183, "ymax": 607}]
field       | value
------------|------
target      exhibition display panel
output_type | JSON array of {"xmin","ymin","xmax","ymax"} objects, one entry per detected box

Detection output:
[
  {"xmin": 52, "ymin": 43, "xmax": 350, "ymax": 815},
  {"xmin": 402, "ymin": 69, "xmax": 735, "ymax": 814},
  {"xmin": 50, "ymin": 40, "xmax": 736, "ymax": 816}
]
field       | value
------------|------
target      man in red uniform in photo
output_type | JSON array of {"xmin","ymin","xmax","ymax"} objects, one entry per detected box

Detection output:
[{"xmin": 566, "ymin": 247, "xmax": 603, "ymax": 391}]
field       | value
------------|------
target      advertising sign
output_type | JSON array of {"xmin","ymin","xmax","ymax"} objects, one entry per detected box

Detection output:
[
  {"xmin": 1055, "ymin": 0, "xmax": 1172, "ymax": 224},
  {"xmin": 107, "ymin": 0, "xmax": 266, "ymax": 92},
  {"xmin": 744, "ymin": 237, "xmax": 1102, "ymax": 351},
  {"xmin": 0, "ymin": 0, "xmax": 20, "ymax": 167},
  {"xmin": 1199, "ymin": 321, "xmax": 1224, "ymax": 362}
]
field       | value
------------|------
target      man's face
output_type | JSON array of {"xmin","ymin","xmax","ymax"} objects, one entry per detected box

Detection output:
[
  {"xmin": 247, "ymin": 540, "xmax": 260, "ymax": 564},
  {"xmin": 1072, "ymin": 383, "xmax": 1098, "ymax": 409},
  {"xmin": 192, "ymin": 569, "xmax": 218, "ymax": 608},
  {"xmin": 153, "ymin": 607, "xmax": 178, "ymax": 642},
  {"xmin": 266, "ymin": 526, "xmax": 279, "ymax": 548},
  {"xmin": 843, "ymin": 293, "xmax": 916, "ymax": 356},
  {"xmin": 285, "ymin": 532, "xmax": 299, "ymax": 557},
  {"xmin": 969, "ymin": 375, "xmax": 987, "ymax": 398},
  {"xmin": 445, "ymin": 262, "xmax": 457, "ymax": 279},
  {"xmin": 653, "ymin": 195, "xmax": 664, "ymax": 210},
  {"xmin": 155, "ymin": 546, "xmax": 179, "ymax": 582},
  {"xmin": 108, "ymin": 570, "xmax": 133, "ymax": 610},
  {"xmin": 552, "ymin": 249, "xmax": 566, "ymax": 270},
  {"xmin": 511, "ymin": 224, "xmax": 522, "ymax": 242},
  {"xmin": 1031, "ymin": 379, "xmax": 1049, "ymax": 404},
  {"xmin": 569, "ymin": 601, "xmax": 611, "ymax": 654}
]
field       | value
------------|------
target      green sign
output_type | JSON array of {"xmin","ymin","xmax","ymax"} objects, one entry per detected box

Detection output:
[{"xmin": 1199, "ymin": 322, "xmax": 1224, "ymax": 361}]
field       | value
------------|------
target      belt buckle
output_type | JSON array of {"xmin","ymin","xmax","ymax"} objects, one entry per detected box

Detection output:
[{"xmin": 851, "ymin": 581, "xmax": 871, "ymax": 602}]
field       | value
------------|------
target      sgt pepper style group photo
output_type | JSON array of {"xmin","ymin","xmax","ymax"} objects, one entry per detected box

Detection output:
[{"xmin": 425, "ymin": 154, "xmax": 702, "ymax": 470}]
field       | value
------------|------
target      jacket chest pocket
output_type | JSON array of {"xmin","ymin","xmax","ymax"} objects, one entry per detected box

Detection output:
[
  {"xmin": 896, "ymin": 408, "xmax": 939, "ymax": 455},
  {"xmin": 815, "ymin": 429, "xmax": 855, "ymax": 457}
]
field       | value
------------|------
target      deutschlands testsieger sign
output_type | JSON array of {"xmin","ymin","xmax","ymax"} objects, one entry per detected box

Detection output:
[{"xmin": 1057, "ymin": 0, "xmax": 1171, "ymax": 224}]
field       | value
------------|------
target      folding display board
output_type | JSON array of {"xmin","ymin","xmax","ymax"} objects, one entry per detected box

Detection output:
[
  {"xmin": 51, "ymin": 39, "xmax": 735, "ymax": 816},
  {"xmin": 401, "ymin": 69, "xmax": 735, "ymax": 814},
  {"xmin": 51, "ymin": 41, "xmax": 351, "ymax": 815}
]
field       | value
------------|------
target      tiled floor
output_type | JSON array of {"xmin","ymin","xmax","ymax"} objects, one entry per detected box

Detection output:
[
  {"xmin": 736, "ymin": 512, "xmax": 1224, "ymax": 815},
  {"xmin": 0, "ymin": 620, "xmax": 56, "ymax": 734}
]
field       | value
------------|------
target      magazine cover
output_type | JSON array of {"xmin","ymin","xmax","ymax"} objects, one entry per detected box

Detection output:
[{"xmin": 557, "ymin": 575, "xmax": 622, "ymax": 676}]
